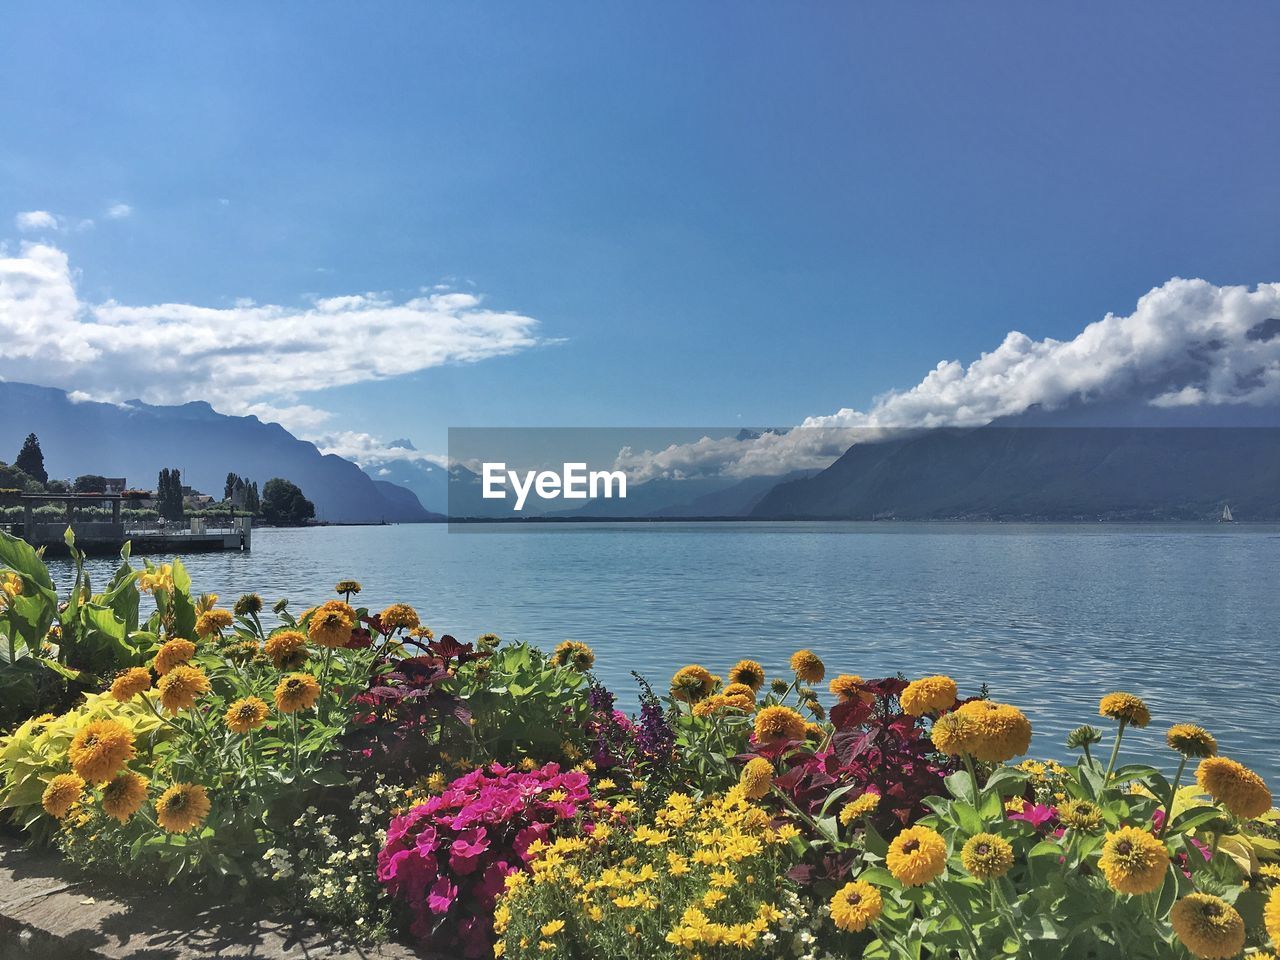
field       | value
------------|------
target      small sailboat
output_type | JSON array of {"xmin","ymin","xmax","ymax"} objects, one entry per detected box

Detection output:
[{"xmin": 1220, "ymin": 503, "xmax": 1234, "ymax": 523}]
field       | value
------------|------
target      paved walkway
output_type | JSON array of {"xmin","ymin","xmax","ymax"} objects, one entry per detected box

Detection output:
[{"xmin": 0, "ymin": 837, "xmax": 425, "ymax": 960}]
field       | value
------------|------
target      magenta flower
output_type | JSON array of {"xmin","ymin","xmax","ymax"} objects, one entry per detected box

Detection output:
[{"xmin": 377, "ymin": 762, "xmax": 592, "ymax": 958}]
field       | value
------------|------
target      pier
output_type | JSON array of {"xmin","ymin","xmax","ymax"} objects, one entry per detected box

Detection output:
[{"xmin": 4, "ymin": 493, "xmax": 252, "ymax": 555}]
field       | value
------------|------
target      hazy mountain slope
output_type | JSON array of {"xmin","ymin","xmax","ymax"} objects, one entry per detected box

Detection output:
[
  {"xmin": 0, "ymin": 380, "xmax": 432, "ymax": 523},
  {"xmin": 751, "ymin": 426, "xmax": 1280, "ymax": 520}
]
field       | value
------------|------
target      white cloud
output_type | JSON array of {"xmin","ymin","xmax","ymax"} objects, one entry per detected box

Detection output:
[
  {"xmin": 618, "ymin": 278, "xmax": 1280, "ymax": 480},
  {"xmin": 314, "ymin": 430, "xmax": 446, "ymax": 467},
  {"xmin": 15, "ymin": 210, "xmax": 58, "ymax": 232},
  {"xmin": 105, "ymin": 203, "xmax": 133, "ymax": 219},
  {"xmin": 0, "ymin": 242, "xmax": 548, "ymax": 436}
]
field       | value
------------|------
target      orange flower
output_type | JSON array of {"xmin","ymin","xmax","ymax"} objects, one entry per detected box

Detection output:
[
  {"xmin": 152, "ymin": 638, "xmax": 196, "ymax": 675},
  {"xmin": 158, "ymin": 665, "xmax": 210, "ymax": 713},
  {"xmin": 109, "ymin": 667, "xmax": 152, "ymax": 702},
  {"xmin": 274, "ymin": 672, "xmax": 321, "ymax": 713},
  {"xmin": 68, "ymin": 719, "xmax": 136, "ymax": 784}
]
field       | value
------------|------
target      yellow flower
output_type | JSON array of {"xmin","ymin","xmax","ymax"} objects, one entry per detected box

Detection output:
[
  {"xmin": 961, "ymin": 832, "xmax": 1014, "ymax": 881},
  {"xmin": 693, "ymin": 692, "xmax": 754, "ymax": 717},
  {"xmin": 68, "ymin": 718, "xmax": 136, "ymax": 784},
  {"xmin": 1166, "ymin": 724, "xmax": 1217, "ymax": 759},
  {"xmin": 1099, "ymin": 691, "xmax": 1151, "ymax": 728},
  {"xmin": 274, "ymin": 672, "xmax": 321, "ymax": 713},
  {"xmin": 41, "ymin": 773, "xmax": 85, "ymax": 819},
  {"xmin": 109, "ymin": 666, "xmax": 152, "ymax": 702},
  {"xmin": 1098, "ymin": 825, "xmax": 1169, "ymax": 895},
  {"xmin": 830, "ymin": 879, "xmax": 882, "ymax": 932},
  {"xmin": 540, "ymin": 919, "xmax": 565, "ymax": 937},
  {"xmin": 931, "ymin": 710, "xmax": 976, "ymax": 756},
  {"xmin": 1169, "ymin": 893, "xmax": 1245, "ymax": 959},
  {"xmin": 379, "ymin": 603, "xmax": 420, "ymax": 632},
  {"xmin": 939, "ymin": 700, "xmax": 1032, "ymax": 762},
  {"xmin": 886, "ymin": 825, "xmax": 947, "ymax": 886},
  {"xmin": 1266, "ymin": 887, "xmax": 1280, "ymax": 947},
  {"xmin": 900, "ymin": 676, "xmax": 958, "ymax": 716},
  {"xmin": 233, "ymin": 593, "xmax": 263, "ymax": 617},
  {"xmin": 753, "ymin": 705, "xmax": 807, "ymax": 744},
  {"xmin": 152, "ymin": 638, "xmax": 196, "ymax": 675},
  {"xmin": 155, "ymin": 783, "xmax": 211, "ymax": 833},
  {"xmin": 265, "ymin": 629, "xmax": 309, "ymax": 670},
  {"xmin": 335, "ymin": 579, "xmax": 362, "ymax": 596},
  {"xmin": 670, "ymin": 664, "xmax": 715, "ymax": 702},
  {"xmin": 1057, "ymin": 798, "xmax": 1103, "ymax": 832},
  {"xmin": 195, "ymin": 609, "xmax": 234, "ymax": 639},
  {"xmin": 727, "ymin": 659, "xmax": 766, "ymax": 692},
  {"xmin": 1196, "ymin": 756, "xmax": 1272, "ymax": 820},
  {"xmin": 158, "ymin": 665, "xmax": 210, "ymax": 713},
  {"xmin": 839, "ymin": 792, "xmax": 880, "ymax": 825},
  {"xmin": 551, "ymin": 640, "xmax": 595, "ymax": 671},
  {"xmin": 224, "ymin": 696, "xmax": 269, "ymax": 733},
  {"xmin": 827, "ymin": 674, "xmax": 871, "ymax": 703},
  {"xmin": 722, "ymin": 682, "xmax": 756, "ymax": 701},
  {"xmin": 308, "ymin": 600, "xmax": 355, "ymax": 648},
  {"xmin": 1, "ymin": 571, "xmax": 22, "ymax": 606},
  {"xmin": 101, "ymin": 770, "xmax": 149, "ymax": 823},
  {"xmin": 739, "ymin": 757, "xmax": 774, "ymax": 800},
  {"xmin": 789, "ymin": 649, "xmax": 825, "ymax": 683}
]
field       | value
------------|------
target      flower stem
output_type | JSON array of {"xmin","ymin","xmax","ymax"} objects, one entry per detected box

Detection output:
[
  {"xmin": 1157, "ymin": 756, "xmax": 1188, "ymax": 838},
  {"xmin": 1103, "ymin": 721, "xmax": 1127, "ymax": 783}
]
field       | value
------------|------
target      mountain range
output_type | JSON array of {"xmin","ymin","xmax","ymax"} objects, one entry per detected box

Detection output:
[
  {"xmin": 6, "ymin": 379, "xmax": 1279, "ymax": 524},
  {"xmin": 0, "ymin": 381, "xmax": 440, "ymax": 524}
]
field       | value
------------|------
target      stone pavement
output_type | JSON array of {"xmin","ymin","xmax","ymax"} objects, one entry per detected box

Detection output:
[{"xmin": 0, "ymin": 837, "xmax": 426, "ymax": 960}]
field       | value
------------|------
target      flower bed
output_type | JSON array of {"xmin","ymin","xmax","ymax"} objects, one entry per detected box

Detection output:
[{"xmin": 2, "ymin": 529, "xmax": 1280, "ymax": 959}]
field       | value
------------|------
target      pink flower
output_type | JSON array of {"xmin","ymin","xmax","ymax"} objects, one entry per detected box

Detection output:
[{"xmin": 427, "ymin": 875, "xmax": 457, "ymax": 915}]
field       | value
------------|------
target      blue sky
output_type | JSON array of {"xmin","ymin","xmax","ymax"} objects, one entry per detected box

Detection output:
[{"xmin": 2, "ymin": 2, "xmax": 1279, "ymax": 460}]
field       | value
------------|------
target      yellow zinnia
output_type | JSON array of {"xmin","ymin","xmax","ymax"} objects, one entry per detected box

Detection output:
[
  {"xmin": 722, "ymin": 682, "xmax": 756, "ymax": 701},
  {"xmin": 839, "ymin": 792, "xmax": 880, "ymax": 825},
  {"xmin": 1099, "ymin": 691, "xmax": 1151, "ymax": 728},
  {"xmin": 738, "ymin": 757, "xmax": 774, "ymax": 800},
  {"xmin": 830, "ymin": 879, "xmax": 882, "ymax": 932},
  {"xmin": 828, "ymin": 673, "xmax": 872, "ymax": 703},
  {"xmin": 940, "ymin": 700, "xmax": 1032, "ymax": 762},
  {"xmin": 109, "ymin": 666, "xmax": 152, "ymax": 702},
  {"xmin": 41, "ymin": 773, "xmax": 85, "ymax": 819},
  {"xmin": 1166, "ymin": 724, "xmax": 1217, "ymax": 759},
  {"xmin": 195, "ymin": 608, "xmax": 233, "ymax": 639},
  {"xmin": 265, "ymin": 629, "xmax": 309, "ymax": 669},
  {"xmin": 379, "ymin": 603, "xmax": 420, "ymax": 632},
  {"xmin": 961, "ymin": 832, "xmax": 1014, "ymax": 881},
  {"xmin": 1098, "ymin": 825, "xmax": 1168, "ymax": 895},
  {"xmin": 158, "ymin": 665, "xmax": 210, "ymax": 713},
  {"xmin": 101, "ymin": 770, "xmax": 149, "ymax": 823},
  {"xmin": 552, "ymin": 640, "xmax": 595, "ymax": 671},
  {"xmin": 152, "ymin": 638, "xmax": 196, "ymax": 675},
  {"xmin": 1196, "ymin": 756, "xmax": 1271, "ymax": 820},
  {"xmin": 886, "ymin": 825, "xmax": 947, "ymax": 886},
  {"xmin": 155, "ymin": 783, "xmax": 211, "ymax": 833},
  {"xmin": 753, "ymin": 705, "xmax": 807, "ymax": 744},
  {"xmin": 308, "ymin": 600, "xmax": 355, "ymax": 648},
  {"xmin": 789, "ymin": 649, "xmax": 825, "ymax": 683},
  {"xmin": 1266, "ymin": 887, "xmax": 1280, "ymax": 947},
  {"xmin": 1057, "ymin": 798, "xmax": 1103, "ymax": 832},
  {"xmin": 900, "ymin": 675, "xmax": 958, "ymax": 716},
  {"xmin": 224, "ymin": 696, "xmax": 269, "ymax": 733},
  {"xmin": 727, "ymin": 659, "xmax": 766, "ymax": 692},
  {"xmin": 1169, "ymin": 893, "xmax": 1245, "ymax": 959},
  {"xmin": 670, "ymin": 664, "xmax": 715, "ymax": 703},
  {"xmin": 68, "ymin": 718, "xmax": 136, "ymax": 784},
  {"xmin": 275, "ymin": 672, "xmax": 321, "ymax": 713}
]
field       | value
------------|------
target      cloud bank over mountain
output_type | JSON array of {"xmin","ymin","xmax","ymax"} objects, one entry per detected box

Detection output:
[
  {"xmin": 616, "ymin": 278, "xmax": 1280, "ymax": 481},
  {"xmin": 0, "ymin": 242, "xmax": 546, "ymax": 435}
]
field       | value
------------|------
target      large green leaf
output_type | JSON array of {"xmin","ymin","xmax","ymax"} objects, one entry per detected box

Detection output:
[{"xmin": 0, "ymin": 530, "xmax": 54, "ymax": 590}]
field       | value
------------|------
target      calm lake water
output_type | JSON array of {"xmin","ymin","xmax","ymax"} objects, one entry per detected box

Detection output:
[{"xmin": 48, "ymin": 522, "xmax": 1280, "ymax": 783}]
